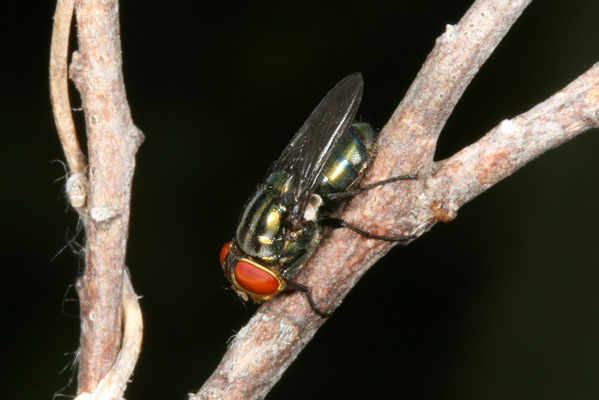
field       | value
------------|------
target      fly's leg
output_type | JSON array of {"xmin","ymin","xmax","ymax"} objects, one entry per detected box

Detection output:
[
  {"xmin": 279, "ymin": 175, "xmax": 418, "ymax": 316},
  {"xmin": 282, "ymin": 275, "xmax": 332, "ymax": 318},
  {"xmin": 320, "ymin": 174, "xmax": 417, "ymax": 243},
  {"xmin": 320, "ymin": 217, "xmax": 414, "ymax": 244},
  {"xmin": 322, "ymin": 174, "xmax": 417, "ymax": 201}
]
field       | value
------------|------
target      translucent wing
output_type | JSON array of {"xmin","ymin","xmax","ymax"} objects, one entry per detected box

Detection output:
[{"xmin": 267, "ymin": 73, "xmax": 364, "ymax": 222}]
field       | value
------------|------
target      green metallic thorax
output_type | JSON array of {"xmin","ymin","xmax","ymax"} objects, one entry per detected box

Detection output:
[
  {"xmin": 235, "ymin": 122, "xmax": 377, "ymax": 276},
  {"xmin": 235, "ymin": 170, "xmax": 317, "ymax": 274}
]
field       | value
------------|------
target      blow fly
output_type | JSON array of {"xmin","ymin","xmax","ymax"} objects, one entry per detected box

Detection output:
[{"xmin": 220, "ymin": 73, "xmax": 415, "ymax": 317}]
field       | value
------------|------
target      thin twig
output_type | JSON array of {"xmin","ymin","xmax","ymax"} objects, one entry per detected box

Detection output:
[
  {"xmin": 188, "ymin": 1, "xmax": 592, "ymax": 399},
  {"xmin": 50, "ymin": 0, "xmax": 88, "ymax": 210},
  {"xmin": 50, "ymin": 0, "xmax": 87, "ymax": 177}
]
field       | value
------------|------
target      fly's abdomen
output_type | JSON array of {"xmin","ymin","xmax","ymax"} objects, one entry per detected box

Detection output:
[{"xmin": 317, "ymin": 122, "xmax": 376, "ymax": 196}]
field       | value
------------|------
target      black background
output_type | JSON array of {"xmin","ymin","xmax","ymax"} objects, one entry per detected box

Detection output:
[{"xmin": 3, "ymin": 1, "xmax": 599, "ymax": 399}]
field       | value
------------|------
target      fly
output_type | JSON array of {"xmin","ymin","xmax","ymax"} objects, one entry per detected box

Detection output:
[{"xmin": 220, "ymin": 73, "xmax": 416, "ymax": 317}]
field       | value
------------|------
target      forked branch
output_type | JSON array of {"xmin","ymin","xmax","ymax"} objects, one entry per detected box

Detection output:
[
  {"xmin": 191, "ymin": 1, "xmax": 599, "ymax": 399},
  {"xmin": 434, "ymin": 64, "xmax": 599, "ymax": 207}
]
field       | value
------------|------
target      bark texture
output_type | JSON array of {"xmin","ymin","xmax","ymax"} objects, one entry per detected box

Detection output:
[{"xmin": 69, "ymin": 0, "xmax": 143, "ymax": 394}]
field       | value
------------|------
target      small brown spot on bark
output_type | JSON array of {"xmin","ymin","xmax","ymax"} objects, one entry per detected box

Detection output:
[{"xmin": 432, "ymin": 200, "xmax": 454, "ymax": 223}]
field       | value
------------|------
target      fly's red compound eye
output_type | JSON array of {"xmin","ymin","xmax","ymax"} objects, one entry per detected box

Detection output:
[
  {"xmin": 219, "ymin": 241, "xmax": 231, "ymax": 266},
  {"xmin": 234, "ymin": 260, "xmax": 279, "ymax": 296}
]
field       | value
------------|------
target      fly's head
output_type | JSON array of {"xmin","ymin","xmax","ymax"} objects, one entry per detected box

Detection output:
[{"xmin": 219, "ymin": 240, "xmax": 286, "ymax": 302}]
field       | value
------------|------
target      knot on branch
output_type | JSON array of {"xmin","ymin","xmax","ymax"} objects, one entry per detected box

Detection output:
[
  {"xmin": 129, "ymin": 125, "xmax": 145, "ymax": 150},
  {"xmin": 90, "ymin": 205, "xmax": 121, "ymax": 224}
]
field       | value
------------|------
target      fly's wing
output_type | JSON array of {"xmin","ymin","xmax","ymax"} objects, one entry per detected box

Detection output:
[{"xmin": 267, "ymin": 73, "xmax": 364, "ymax": 220}]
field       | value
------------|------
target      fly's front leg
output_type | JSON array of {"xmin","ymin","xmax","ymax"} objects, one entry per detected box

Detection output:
[{"xmin": 282, "ymin": 274, "xmax": 332, "ymax": 318}]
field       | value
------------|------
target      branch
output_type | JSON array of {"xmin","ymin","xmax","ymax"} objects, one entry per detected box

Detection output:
[
  {"xmin": 71, "ymin": 0, "xmax": 144, "ymax": 391},
  {"xmin": 189, "ymin": 1, "xmax": 599, "ymax": 399},
  {"xmin": 50, "ymin": 0, "xmax": 144, "ymax": 396},
  {"xmin": 433, "ymin": 62, "xmax": 599, "ymax": 209},
  {"xmin": 75, "ymin": 272, "xmax": 143, "ymax": 400}
]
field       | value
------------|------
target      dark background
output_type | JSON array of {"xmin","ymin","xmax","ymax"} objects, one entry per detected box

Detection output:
[{"xmin": 4, "ymin": 1, "xmax": 599, "ymax": 399}]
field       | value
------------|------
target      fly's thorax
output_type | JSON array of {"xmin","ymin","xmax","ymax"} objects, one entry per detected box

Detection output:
[
  {"xmin": 235, "ymin": 170, "xmax": 320, "ymax": 269},
  {"xmin": 235, "ymin": 170, "xmax": 291, "ymax": 262},
  {"xmin": 278, "ymin": 219, "xmax": 320, "ymax": 275},
  {"xmin": 317, "ymin": 122, "xmax": 377, "ymax": 196}
]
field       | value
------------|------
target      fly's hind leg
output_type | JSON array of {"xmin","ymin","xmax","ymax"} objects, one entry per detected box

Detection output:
[
  {"xmin": 320, "ymin": 217, "xmax": 414, "ymax": 244},
  {"xmin": 322, "ymin": 174, "xmax": 417, "ymax": 201},
  {"xmin": 320, "ymin": 173, "xmax": 418, "ymax": 244}
]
